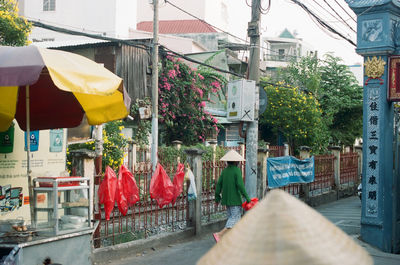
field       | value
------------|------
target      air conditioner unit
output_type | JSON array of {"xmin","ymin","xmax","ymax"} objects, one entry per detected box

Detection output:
[{"xmin": 227, "ymin": 79, "xmax": 255, "ymax": 122}]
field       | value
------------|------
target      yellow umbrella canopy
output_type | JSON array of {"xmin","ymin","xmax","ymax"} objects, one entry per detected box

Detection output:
[
  {"xmin": 198, "ymin": 189, "xmax": 373, "ymax": 265},
  {"xmin": 0, "ymin": 45, "xmax": 129, "ymax": 132}
]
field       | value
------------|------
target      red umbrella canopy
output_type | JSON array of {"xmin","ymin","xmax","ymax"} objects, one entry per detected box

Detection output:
[{"xmin": 0, "ymin": 45, "xmax": 128, "ymax": 132}]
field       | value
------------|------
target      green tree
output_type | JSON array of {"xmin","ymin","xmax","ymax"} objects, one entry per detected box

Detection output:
[
  {"xmin": 319, "ymin": 54, "xmax": 363, "ymax": 146},
  {"xmin": 260, "ymin": 82, "xmax": 327, "ymax": 153},
  {"xmin": 0, "ymin": 0, "xmax": 31, "ymax": 46},
  {"xmin": 272, "ymin": 54, "xmax": 363, "ymax": 148}
]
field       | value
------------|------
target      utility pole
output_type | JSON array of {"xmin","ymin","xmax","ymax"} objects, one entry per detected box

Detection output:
[
  {"xmin": 151, "ymin": 0, "xmax": 159, "ymax": 171},
  {"xmin": 245, "ymin": 0, "xmax": 261, "ymax": 198}
]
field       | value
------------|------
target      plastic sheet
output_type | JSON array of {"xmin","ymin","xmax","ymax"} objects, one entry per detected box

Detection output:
[
  {"xmin": 150, "ymin": 163, "xmax": 174, "ymax": 208},
  {"xmin": 242, "ymin": 197, "xmax": 259, "ymax": 211},
  {"xmin": 98, "ymin": 166, "xmax": 117, "ymax": 220},
  {"xmin": 171, "ymin": 163, "xmax": 185, "ymax": 205},
  {"xmin": 119, "ymin": 165, "xmax": 140, "ymax": 206}
]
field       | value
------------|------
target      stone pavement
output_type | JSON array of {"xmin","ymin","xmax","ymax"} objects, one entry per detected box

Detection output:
[{"xmin": 97, "ymin": 196, "xmax": 400, "ymax": 265}]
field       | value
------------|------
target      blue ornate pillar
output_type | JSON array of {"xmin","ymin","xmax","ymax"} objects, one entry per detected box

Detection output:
[{"xmin": 347, "ymin": 0, "xmax": 400, "ymax": 253}]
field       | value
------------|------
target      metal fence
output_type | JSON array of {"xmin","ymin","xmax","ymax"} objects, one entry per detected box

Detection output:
[
  {"xmin": 311, "ymin": 155, "xmax": 336, "ymax": 196},
  {"xmin": 93, "ymin": 163, "xmax": 189, "ymax": 248},
  {"xmin": 269, "ymin": 145, "xmax": 285, "ymax": 157},
  {"xmin": 93, "ymin": 151, "xmax": 358, "ymax": 248},
  {"xmin": 340, "ymin": 152, "xmax": 359, "ymax": 187}
]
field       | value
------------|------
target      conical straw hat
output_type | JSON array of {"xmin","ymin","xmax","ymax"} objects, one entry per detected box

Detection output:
[
  {"xmin": 197, "ymin": 189, "xmax": 372, "ymax": 265},
  {"xmin": 220, "ymin": 150, "xmax": 245, "ymax": 162}
]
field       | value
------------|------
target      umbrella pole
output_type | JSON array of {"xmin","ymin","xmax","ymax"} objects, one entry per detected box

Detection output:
[{"xmin": 25, "ymin": 85, "xmax": 35, "ymax": 227}]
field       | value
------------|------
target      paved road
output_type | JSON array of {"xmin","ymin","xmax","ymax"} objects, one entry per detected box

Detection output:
[{"xmin": 104, "ymin": 196, "xmax": 400, "ymax": 265}]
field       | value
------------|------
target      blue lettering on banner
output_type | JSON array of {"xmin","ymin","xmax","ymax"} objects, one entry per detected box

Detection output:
[{"xmin": 267, "ymin": 156, "xmax": 315, "ymax": 188}]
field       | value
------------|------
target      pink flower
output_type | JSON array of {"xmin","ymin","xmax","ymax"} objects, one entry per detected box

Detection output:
[
  {"xmin": 211, "ymin": 81, "xmax": 221, "ymax": 89},
  {"xmin": 199, "ymin": 101, "xmax": 206, "ymax": 108},
  {"xmin": 196, "ymin": 88, "xmax": 203, "ymax": 98},
  {"xmin": 198, "ymin": 73, "xmax": 204, "ymax": 80},
  {"xmin": 201, "ymin": 116, "xmax": 205, "ymax": 120},
  {"xmin": 164, "ymin": 82, "xmax": 171, "ymax": 91},
  {"xmin": 168, "ymin": 69, "xmax": 177, "ymax": 79}
]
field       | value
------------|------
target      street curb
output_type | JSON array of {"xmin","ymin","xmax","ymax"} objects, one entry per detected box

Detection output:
[{"xmin": 92, "ymin": 220, "xmax": 225, "ymax": 264}]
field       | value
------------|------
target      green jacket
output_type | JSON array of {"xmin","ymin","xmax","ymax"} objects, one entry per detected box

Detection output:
[{"xmin": 215, "ymin": 164, "xmax": 251, "ymax": 206}]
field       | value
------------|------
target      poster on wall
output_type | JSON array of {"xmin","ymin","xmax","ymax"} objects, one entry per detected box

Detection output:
[
  {"xmin": 50, "ymin": 129, "xmax": 63, "ymax": 152},
  {"xmin": 0, "ymin": 123, "xmax": 14, "ymax": 154},
  {"xmin": 24, "ymin": 131, "xmax": 39, "ymax": 152},
  {"xmin": 0, "ymin": 185, "xmax": 23, "ymax": 213}
]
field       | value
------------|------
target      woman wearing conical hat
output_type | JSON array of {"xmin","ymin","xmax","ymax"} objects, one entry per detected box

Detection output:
[{"xmin": 213, "ymin": 150, "xmax": 250, "ymax": 242}]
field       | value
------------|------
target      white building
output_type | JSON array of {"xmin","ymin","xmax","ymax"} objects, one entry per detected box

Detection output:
[
  {"xmin": 261, "ymin": 28, "xmax": 314, "ymax": 76},
  {"xmin": 17, "ymin": 0, "xmax": 137, "ymax": 41}
]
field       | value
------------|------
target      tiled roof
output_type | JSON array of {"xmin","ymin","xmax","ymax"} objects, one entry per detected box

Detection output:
[{"xmin": 137, "ymin": 19, "xmax": 217, "ymax": 34}]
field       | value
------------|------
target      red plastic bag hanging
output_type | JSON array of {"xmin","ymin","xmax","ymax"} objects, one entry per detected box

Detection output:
[
  {"xmin": 98, "ymin": 166, "xmax": 117, "ymax": 220},
  {"xmin": 171, "ymin": 163, "xmax": 185, "ymax": 205},
  {"xmin": 242, "ymin": 197, "xmax": 259, "ymax": 211},
  {"xmin": 116, "ymin": 171, "xmax": 128, "ymax": 216},
  {"xmin": 119, "ymin": 165, "xmax": 140, "ymax": 206},
  {"xmin": 150, "ymin": 163, "xmax": 174, "ymax": 208}
]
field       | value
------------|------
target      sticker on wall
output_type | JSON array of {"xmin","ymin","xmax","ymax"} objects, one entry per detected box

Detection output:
[
  {"xmin": 50, "ymin": 129, "xmax": 63, "ymax": 152},
  {"xmin": 0, "ymin": 185, "xmax": 23, "ymax": 213},
  {"xmin": 0, "ymin": 123, "xmax": 14, "ymax": 154},
  {"xmin": 24, "ymin": 131, "xmax": 39, "ymax": 152}
]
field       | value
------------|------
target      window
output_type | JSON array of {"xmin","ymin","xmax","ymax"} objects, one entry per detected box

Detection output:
[
  {"xmin": 43, "ymin": 0, "xmax": 55, "ymax": 11},
  {"xmin": 278, "ymin": 49, "xmax": 285, "ymax": 61}
]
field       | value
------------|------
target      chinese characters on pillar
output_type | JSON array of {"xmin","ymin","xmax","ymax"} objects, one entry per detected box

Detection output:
[{"xmin": 365, "ymin": 87, "xmax": 379, "ymax": 217}]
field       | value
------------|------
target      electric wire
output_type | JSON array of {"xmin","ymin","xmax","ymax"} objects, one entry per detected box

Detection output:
[
  {"xmin": 321, "ymin": 0, "xmax": 356, "ymax": 33},
  {"xmin": 333, "ymin": 0, "xmax": 356, "ymax": 23},
  {"xmin": 289, "ymin": 0, "xmax": 356, "ymax": 46}
]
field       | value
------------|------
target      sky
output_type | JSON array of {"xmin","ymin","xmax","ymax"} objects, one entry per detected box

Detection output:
[{"xmin": 228, "ymin": 0, "xmax": 363, "ymax": 65}]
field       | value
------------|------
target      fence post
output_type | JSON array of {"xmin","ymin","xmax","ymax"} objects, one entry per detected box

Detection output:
[
  {"xmin": 257, "ymin": 146, "xmax": 269, "ymax": 199},
  {"xmin": 328, "ymin": 146, "xmax": 341, "ymax": 193},
  {"xmin": 299, "ymin": 146, "xmax": 311, "ymax": 201},
  {"xmin": 354, "ymin": 144, "xmax": 363, "ymax": 182},
  {"xmin": 239, "ymin": 141, "xmax": 245, "ymax": 157},
  {"xmin": 209, "ymin": 140, "xmax": 217, "ymax": 163},
  {"xmin": 283, "ymin": 142, "xmax": 289, "ymax": 156},
  {"xmin": 172, "ymin": 140, "xmax": 182, "ymax": 164},
  {"xmin": 185, "ymin": 148, "xmax": 205, "ymax": 236}
]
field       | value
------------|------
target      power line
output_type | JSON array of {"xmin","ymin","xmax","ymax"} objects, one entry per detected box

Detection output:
[
  {"xmin": 30, "ymin": 20, "xmax": 247, "ymax": 78},
  {"xmin": 333, "ymin": 0, "xmax": 357, "ymax": 23},
  {"xmin": 289, "ymin": 0, "xmax": 356, "ymax": 46},
  {"xmin": 164, "ymin": 0, "xmax": 246, "ymax": 43},
  {"xmin": 321, "ymin": 0, "xmax": 356, "ymax": 33}
]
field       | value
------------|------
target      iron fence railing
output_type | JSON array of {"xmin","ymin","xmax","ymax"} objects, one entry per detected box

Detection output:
[{"xmin": 93, "ymin": 151, "xmax": 358, "ymax": 248}]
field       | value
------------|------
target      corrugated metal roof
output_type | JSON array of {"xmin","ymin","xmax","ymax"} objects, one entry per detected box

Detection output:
[
  {"xmin": 137, "ymin": 20, "xmax": 217, "ymax": 34},
  {"xmin": 31, "ymin": 38, "xmax": 112, "ymax": 48}
]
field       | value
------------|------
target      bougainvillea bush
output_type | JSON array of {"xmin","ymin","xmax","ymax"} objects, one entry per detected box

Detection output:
[{"xmin": 158, "ymin": 55, "xmax": 226, "ymax": 145}]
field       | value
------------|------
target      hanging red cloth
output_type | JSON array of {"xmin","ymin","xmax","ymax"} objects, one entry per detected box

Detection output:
[
  {"xmin": 119, "ymin": 165, "xmax": 140, "ymax": 206},
  {"xmin": 150, "ymin": 163, "xmax": 174, "ymax": 208},
  {"xmin": 98, "ymin": 166, "xmax": 117, "ymax": 220},
  {"xmin": 171, "ymin": 163, "xmax": 185, "ymax": 205},
  {"xmin": 115, "ymin": 172, "xmax": 128, "ymax": 216}
]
